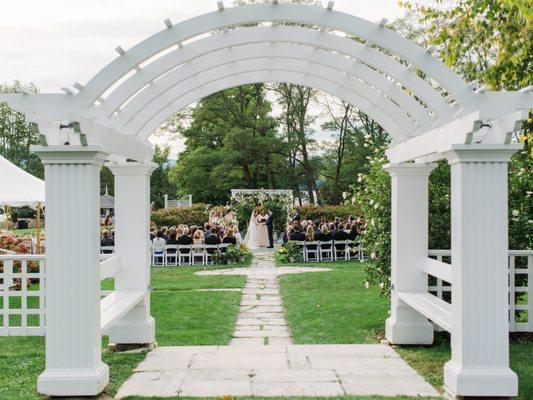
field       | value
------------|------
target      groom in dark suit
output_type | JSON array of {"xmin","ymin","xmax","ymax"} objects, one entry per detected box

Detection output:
[{"xmin": 266, "ymin": 209, "xmax": 275, "ymax": 248}]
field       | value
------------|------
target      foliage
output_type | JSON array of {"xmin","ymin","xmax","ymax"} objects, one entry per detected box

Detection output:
[
  {"xmin": 212, "ymin": 244, "xmax": 250, "ymax": 265},
  {"xmin": 509, "ymin": 148, "xmax": 533, "ymax": 250},
  {"xmin": 151, "ymin": 204, "xmax": 209, "ymax": 227},
  {"xmin": 0, "ymin": 81, "xmax": 43, "ymax": 179},
  {"xmin": 277, "ymin": 241, "xmax": 304, "ymax": 263},
  {"xmin": 151, "ymin": 145, "xmax": 179, "ymax": 208},
  {"xmin": 297, "ymin": 204, "xmax": 361, "ymax": 222}
]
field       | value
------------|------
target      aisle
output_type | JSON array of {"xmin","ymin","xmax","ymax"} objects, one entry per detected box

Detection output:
[{"xmin": 231, "ymin": 251, "xmax": 292, "ymax": 345}]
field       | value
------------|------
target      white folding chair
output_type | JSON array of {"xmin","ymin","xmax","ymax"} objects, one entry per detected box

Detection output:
[
  {"xmin": 152, "ymin": 245, "xmax": 165, "ymax": 266},
  {"xmin": 191, "ymin": 244, "xmax": 205, "ymax": 266},
  {"xmin": 304, "ymin": 241, "xmax": 320, "ymax": 262},
  {"xmin": 177, "ymin": 245, "xmax": 192, "ymax": 266},
  {"xmin": 334, "ymin": 240, "xmax": 351, "ymax": 261},
  {"xmin": 319, "ymin": 241, "xmax": 334, "ymax": 262},
  {"xmin": 165, "ymin": 245, "xmax": 178, "ymax": 266},
  {"xmin": 204, "ymin": 244, "xmax": 218, "ymax": 265}
]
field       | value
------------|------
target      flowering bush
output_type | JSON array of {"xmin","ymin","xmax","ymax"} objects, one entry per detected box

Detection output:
[
  {"xmin": 151, "ymin": 203, "xmax": 209, "ymax": 227},
  {"xmin": 277, "ymin": 241, "xmax": 304, "ymax": 263}
]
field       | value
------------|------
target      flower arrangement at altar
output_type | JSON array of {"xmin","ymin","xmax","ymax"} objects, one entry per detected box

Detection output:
[{"xmin": 229, "ymin": 189, "xmax": 293, "ymax": 233}]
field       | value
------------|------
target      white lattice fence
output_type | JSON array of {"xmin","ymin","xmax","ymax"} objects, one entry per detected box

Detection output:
[
  {"xmin": 428, "ymin": 250, "xmax": 533, "ymax": 332},
  {"xmin": 0, "ymin": 255, "xmax": 46, "ymax": 336}
]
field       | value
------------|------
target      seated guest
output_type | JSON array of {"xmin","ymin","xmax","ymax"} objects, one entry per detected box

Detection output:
[
  {"xmin": 348, "ymin": 222, "xmax": 358, "ymax": 240},
  {"xmin": 101, "ymin": 231, "xmax": 114, "ymax": 253},
  {"xmin": 289, "ymin": 225, "xmax": 306, "ymax": 241},
  {"xmin": 284, "ymin": 225, "xmax": 294, "ymax": 244},
  {"xmin": 204, "ymin": 223, "xmax": 211, "ymax": 237},
  {"xmin": 177, "ymin": 227, "xmax": 193, "ymax": 253},
  {"xmin": 192, "ymin": 230, "xmax": 204, "ymax": 255},
  {"xmin": 232, "ymin": 225, "xmax": 242, "ymax": 245},
  {"xmin": 166, "ymin": 232, "xmax": 178, "ymax": 254},
  {"xmin": 313, "ymin": 221, "xmax": 321, "ymax": 236},
  {"xmin": 333, "ymin": 222, "xmax": 350, "ymax": 250},
  {"xmin": 190, "ymin": 225, "xmax": 198, "ymax": 238},
  {"xmin": 149, "ymin": 227, "xmax": 156, "ymax": 241},
  {"xmin": 305, "ymin": 226, "xmax": 317, "ymax": 250},
  {"xmin": 222, "ymin": 229, "xmax": 237, "ymax": 245},
  {"xmin": 161, "ymin": 227, "xmax": 169, "ymax": 241},
  {"xmin": 205, "ymin": 227, "xmax": 221, "ymax": 254},
  {"xmin": 153, "ymin": 231, "xmax": 166, "ymax": 246},
  {"xmin": 317, "ymin": 225, "xmax": 333, "ymax": 248}
]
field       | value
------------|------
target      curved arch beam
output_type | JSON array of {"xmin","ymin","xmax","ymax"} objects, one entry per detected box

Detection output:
[
  {"xmin": 91, "ymin": 26, "xmax": 448, "ymax": 117},
  {"xmin": 96, "ymin": 26, "xmax": 445, "ymax": 119},
  {"xmin": 116, "ymin": 57, "xmax": 419, "ymax": 136},
  {"xmin": 79, "ymin": 4, "xmax": 472, "ymax": 110},
  {"xmin": 129, "ymin": 70, "xmax": 407, "ymax": 141}
]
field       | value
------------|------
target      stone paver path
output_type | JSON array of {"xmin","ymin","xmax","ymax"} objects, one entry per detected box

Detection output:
[{"xmin": 116, "ymin": 251, "xmax": 440, "ymax": 398}]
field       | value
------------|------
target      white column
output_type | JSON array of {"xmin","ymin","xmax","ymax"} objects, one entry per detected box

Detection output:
[
  {"xmin": 107, "ymin": 162, "xmax": 157, "ymax": 344},
  {"xmin": 35, "ymin": 146, "xmax": 109, "ymax": 396},
  {"xmin": 443, "ymin": 144, "xmax": 520, "ymax": 398},
  {"xmin": 384, "ymin": 163, "xmax": 435, "ymax": 345}
]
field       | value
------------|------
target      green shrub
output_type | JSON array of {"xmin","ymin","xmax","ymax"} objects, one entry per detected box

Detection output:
[
  {"xmin": 277, "ymin": 241, "xmax": 304, "ymax": 263},
  {"xmin": 212, "ymin": 244, "xmax": 249, "ymax": 265},
  {"xmin": 151, "ymin": 204, "xmax": 209, "ymax": 227},
  {"xmin": 297, "ymin": 204, "xmax": 360, "ymax": 222}
]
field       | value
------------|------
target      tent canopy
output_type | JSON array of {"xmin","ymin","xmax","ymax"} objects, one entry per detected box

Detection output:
[{"xmin": 0, "ymin": 155, "xmax": 45, "ymax": 208}]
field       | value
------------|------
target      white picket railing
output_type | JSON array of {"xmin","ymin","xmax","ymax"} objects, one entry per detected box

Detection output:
[
  {"xmin": 0, "ymin": 254, "xmax": 46, "ymax": 336},
  {"xmin": 428, "ymin": 249, "xmax": 533, "ymax": 332},
  {"xmin": 1, "ymin": 250, "xmax": 531, "ymax": 336}
]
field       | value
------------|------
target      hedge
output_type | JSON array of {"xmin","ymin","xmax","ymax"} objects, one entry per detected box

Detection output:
[
  {"xmin": 297, "ymin": 204, "xmax": 360, "ymax": 222},
  {"xmin": 151, "ymin": 204, "xmax": 209, "ymax": 227}
]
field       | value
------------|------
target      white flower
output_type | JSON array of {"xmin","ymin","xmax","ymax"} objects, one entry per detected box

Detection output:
[
  {"xmin": 512, "ymin": 210, "xmax": 519, "ymax": 217},
  {"xmin": 371, "ymin": 251, "xmax": 377, "ymax": 259},
  {"xmin": 364, "ymin": 281, "xmax": 370, "ymax": 289},
  {"xmin": 369, "ymin": 199, "xmax": 374, "ymax": 205},
  {"xmin": 379, "ymin": 282, "xmax": 385, "ymax": 289},
  {"xmin": 357, "ymin": 176, "xmax": 363, "ymax": 183},
  {"xmin": 374, "ymin": 204, "xmax": 379, "ymax": 209},
  {"xmin": 371, "ymin": 218, "xmax": 375, "ymax": 226}
]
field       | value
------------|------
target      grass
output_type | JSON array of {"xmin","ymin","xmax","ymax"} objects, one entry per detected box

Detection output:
[
  {"xmin": 0, "ymin": 258, "xmax": 249, "ymax": 399},
  {"xmin": 278, "ymin": 258, "xmax": 533, "ymax": 399}
]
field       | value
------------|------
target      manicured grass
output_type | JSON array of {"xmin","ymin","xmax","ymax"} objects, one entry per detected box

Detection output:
[
  {"xmin": 0, "ymin": 261, "xmax": 248, "ymax": 399},
  {"xmin": 279, "ymin": 259, "xmax": 533, "ymax": 399},
  {"xmin": 280, "ymin": 260, "xmax": 389, "ymax": 343}
]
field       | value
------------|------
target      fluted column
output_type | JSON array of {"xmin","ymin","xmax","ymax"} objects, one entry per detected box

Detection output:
[
  {"xmin": 107, "ymin": 161, "xmax": 157, "ymax": 345},
  {"xmin": 384, "ymin": 163, "xmax": 436, "ymax": 344},
  {"xmin": 443, "ymin": 144, "xmax": 520, "ymax": 398},
  {"xmin": 34, "ymin": 146, "xmax": 109, "ymax": 396}
]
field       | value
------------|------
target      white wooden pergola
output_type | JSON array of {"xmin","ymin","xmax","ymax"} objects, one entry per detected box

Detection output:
[{"xmin": 1, "ymin": 2, "xmax": 532, "ymax": 398}]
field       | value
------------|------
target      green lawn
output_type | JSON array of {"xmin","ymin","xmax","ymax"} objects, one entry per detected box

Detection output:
[
  {"xmin": 0, "ymin": 259, "xmax": 248, "ymax": 399},
  {"xmin": 278, "ymin": 259, "xmax": 533, "ymax": 399}
]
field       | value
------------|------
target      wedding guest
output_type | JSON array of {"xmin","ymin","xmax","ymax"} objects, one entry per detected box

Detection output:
[
  {"xmin": 190, "ymin": 225, "xmax": 198, "ymax": 237},
  {"xmin": 284, "ymin": 225, "xmax": 294, "ymax": 244},
  {"xmin": 150, "ymin": 227, "xmax": 157, "ymax": 241},
  {"xmin": 177, "ymin": 227, "xmax": 193, "ymax": 252},
  {"xmin": 166, "ymin": 232, "xmax": 178, "ymax": 254},
  {"xmin": 161, "ymin": 227, "xmax": 169, "ymax": 241},
  {"xmin": 205, "ymin": 227, "xmax": 220, "ymax": 254},
  {"xmin": 305, "ymin": 226, "xmax": 318, "ymax": 250},
  {"xmin": 152, "ymin": 230, "xmax": 167, "ymax": 247},
  {"xmin": 204, "ymin": 223, "xmax": 211, "ymax": 237},
  {"xmin": 318, "ymin": 225, "xmax": 333, "ymax": 248},
  {"xmin": 101, "ymin": 231, "xmax": 114, "ymax": 253},
  {"xmin": 232, "ymin": 225, "xmax": 243, "ymax": 245},
  {"xmin": 348, "ymin": 222, "xmax": 358, "ymax": 240},
  {"xmin": 289, "ymin": 225, "xmax": 306, "ymax": 241},
  {"xmin": 222, "ymin": 229, "xmax": 237, "ymax": 245}
]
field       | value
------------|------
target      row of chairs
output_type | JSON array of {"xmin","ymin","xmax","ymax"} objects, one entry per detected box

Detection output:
[
  {"xmin": 151, "ymin": 244, "xmax": 233, "ymax": 266},
  {"xmin": 291, "ymin": 240, "xmax": 364, "ymax": 262}
]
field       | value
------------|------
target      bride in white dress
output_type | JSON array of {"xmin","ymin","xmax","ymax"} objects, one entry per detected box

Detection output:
[{"xmin": 243, "ymin": 209, "xmax": 270, "ymax": 249}]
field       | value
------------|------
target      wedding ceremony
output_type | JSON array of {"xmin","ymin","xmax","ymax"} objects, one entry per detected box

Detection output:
[{"xmin": 0, "ymin": 0, "xmax": 532, "ymax": 399}]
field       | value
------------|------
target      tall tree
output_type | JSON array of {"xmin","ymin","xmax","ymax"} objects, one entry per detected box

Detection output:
[
  {"xmin": 0, "ymin": 81, "xmax": 43, "ymax": 178},
  {"xmin": 151, "ymin": 145, "xmax": 178, "ymax": 208}
]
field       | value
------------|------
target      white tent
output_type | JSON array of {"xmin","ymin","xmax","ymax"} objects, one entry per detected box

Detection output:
[{"xmin": 0, "ymin": 155, "xmax": 45, "ymax": 207}]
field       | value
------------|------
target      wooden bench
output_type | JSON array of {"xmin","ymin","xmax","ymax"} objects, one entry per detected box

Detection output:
[
  {"xmin": 398, "ymin": 291, "xmax": 452, "ymax": 332},
  {"xmin": 100, "ymin": 290, "xmax": 145, "ymax": 331}
]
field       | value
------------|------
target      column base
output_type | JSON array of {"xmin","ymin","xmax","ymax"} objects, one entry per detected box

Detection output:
[
  {"xmin": 37, "ymin": 361, "xmax": 109, "ymax": 396},
  {"xmin": 444, "ymin": 360, "xmax": 518, "ymax": 398},
  {"xmin": 385, "ymin": 316, "xmax": 434, "ymax": 345},
  {"xmin": 109, "ymin": 315, "xmax": 155, "ymax": 345}
]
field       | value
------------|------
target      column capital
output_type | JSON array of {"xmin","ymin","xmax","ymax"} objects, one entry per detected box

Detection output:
[
  {"xmin": 106, "ymin": 161, "xmax": 158, "ymax": 176},
  {"xmin": 444, "ymin": 144, "xmax": 522, "ymax": 165},
  {"xmin": 31, "ymin": 145, "xmax": 108, "ymax": 166},
  {"xmin": 383, "ymin": 162, "xmax": 436, "ymax": 177}
]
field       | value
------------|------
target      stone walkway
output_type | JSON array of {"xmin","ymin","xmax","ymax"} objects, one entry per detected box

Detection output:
[{"xmin": 116, "ymin": 251, "xmax": 440, "ymax": 398}]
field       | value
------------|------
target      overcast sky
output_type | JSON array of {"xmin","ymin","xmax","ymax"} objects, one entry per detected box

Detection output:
[{"xmin": 0, "ymin": 0, "xmax": 407, "ymax": 155}]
